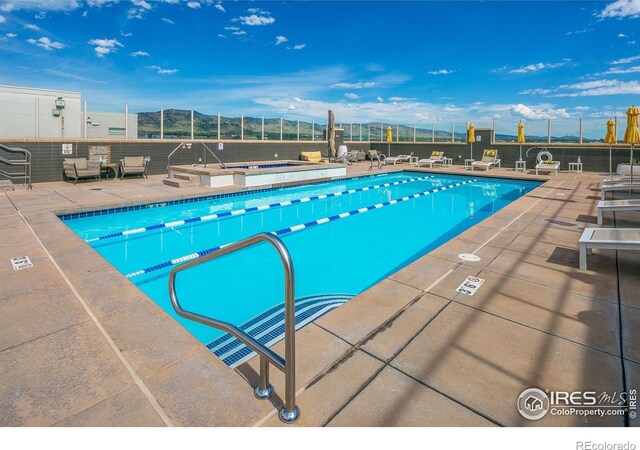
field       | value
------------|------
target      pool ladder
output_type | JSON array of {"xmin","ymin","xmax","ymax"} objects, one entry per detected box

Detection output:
[{"xmin": 168, "ymin": 232, "xmax": 300, "ymax": 423}]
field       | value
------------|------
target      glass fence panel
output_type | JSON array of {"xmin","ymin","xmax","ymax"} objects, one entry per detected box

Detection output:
[
  {"xmin": 219, "ymin": 116, "xmax": 241, "ymax": 140},
  {"xmin": 299, "ymin": 121, "xmax": 313, "ymax": 141},
  {"xmin": 282, "ymin": 119, "xmax": 298, "ymax": 141},
  {"xmin": 582, "ymin": 118, "xmax": 621, "ymax": 143},
  {"xmin": 398, "ymin": 124, "xmax": 414, "ymax": 142},
  {"xmin": 264, "ymin": 118, "xmax": 281, "ymax": 140},
  {"xmin": 313, "ymin": 123, "xmax": 325, "ymax": 141},
  {"xmin": 137, "ymin": 110, "xmax": 161, "ymax": 138},
  {"xmin": 159, "ymin": 109, "xmax": 193, "ymax": 139},
  {"xmin": 453, "ymin": 122, "xmax": 466, "ymax": 143},
  {"xmin": 434, "ymin": 123, "xmax": 452, "ymax": 142},
  {"xmin": 415, "ymin": 125, "xmax": 432, "ymax": 142},
  {"xmin": 369, "ymin": 123, "xmax": 382, "ymax": 141},
  {"xmin": 494, "ymin": 120, "xmax": 549, "ymax": 143},
  {"xmin": 242, "ymin": 116, "xmax": 262, "ymax": 140},
  {"xmin": 193, "ymin": 111, "xmax": 219, "ymax": 139},
  {"xmin": 550, "ymin": 119, "xmax": 580, "ymax": 143}
]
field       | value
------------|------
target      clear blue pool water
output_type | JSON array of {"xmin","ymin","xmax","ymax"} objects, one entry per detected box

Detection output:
[{"xmin": 61, "ymin": 172, "xmax": 539, "ymax": 366}]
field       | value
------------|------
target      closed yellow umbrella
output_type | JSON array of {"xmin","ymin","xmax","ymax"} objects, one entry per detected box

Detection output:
[
  {"xmin": 468, "ymin": 123, "xmax": 475, "ymax": 160},
  {"xmin": 517, "ymin": 121, "xmax": 525, "ymax": 160},
  {"xmin": 604, "ymin": 119, "xmax": 617, "ymax": 178},
  {"xmin": 386, "ymin": 126, "xmax": 392, "ymax": 157},
  {"xmin": 624, "ymin": 106, "xmax": 640, "ymax": 182}
]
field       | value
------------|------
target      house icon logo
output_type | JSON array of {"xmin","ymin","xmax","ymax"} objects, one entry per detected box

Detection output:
[{"xmin": 517, "ymin": 388, "xmax": 550, "ymax": 420}]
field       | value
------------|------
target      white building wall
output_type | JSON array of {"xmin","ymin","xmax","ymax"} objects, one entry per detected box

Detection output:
[
  {"xmin": 86, "ymin": 112, "xmax": 138, "ymax": 140},
  {"xmin": 0, "ymin": 85, "xmax": 82, "ymax": 139}
]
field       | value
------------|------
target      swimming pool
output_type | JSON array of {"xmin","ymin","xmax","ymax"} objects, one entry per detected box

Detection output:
[{"xmin": 61, "ymin": 172, "xmax": 539, "ymax": 366}]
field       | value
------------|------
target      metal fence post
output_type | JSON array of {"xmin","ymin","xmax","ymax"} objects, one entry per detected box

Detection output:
[
  {"xmin": 161, "ymin": 107, "xmax": 164, "ymax": 140},
  {"xmin": 579, "ymin": 117, "xmax": 583, "ymax": 144},
  {"xmin": 280, "ymin": 118, "xmax": 283, "ymax": 141},
  {"xmin": 241, "ymin": 114, "xmax": 244, "ymax": 140},
  {"xmin": 262, "ymin": 116, "xmax": 265, "ymax": 140},
  {"xmin": 190, "ymin": 109, "xmax": 194, "ymax": 140},
  {"xmin": 297, "ymin": 119, "xmax": 300, "ymax": 141},
  {"xmin": 547, "ymin": 119, "xmax": 551, "ymax": 144},
  {"xmin": 432, "ymin": 123, "xmax": 435, "ymax": 143},
  {"xmin": 217, "ymin": 113, "xmax": 220, "ymax": 140}
]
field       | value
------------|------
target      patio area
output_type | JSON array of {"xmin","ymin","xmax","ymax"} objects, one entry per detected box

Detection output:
[{"xmin": 1, "ymin": 162, "xmax": 638, "ymax": 427}]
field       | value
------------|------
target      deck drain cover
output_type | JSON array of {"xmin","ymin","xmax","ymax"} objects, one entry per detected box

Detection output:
[{"xmin": 458, "ymin": 253, "xmax": 481, "ymax": 262}]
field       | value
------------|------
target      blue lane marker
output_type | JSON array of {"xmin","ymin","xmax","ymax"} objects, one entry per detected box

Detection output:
[
  {"xmin": 85, "ymin": 175, "xmax": 435, "ymax": 243},
  {"xmin": 124, "ymin": 178, "xmax": 477, "ymax": 279}
]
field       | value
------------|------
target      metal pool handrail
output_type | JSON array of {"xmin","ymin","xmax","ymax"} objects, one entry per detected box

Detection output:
[
  {"xmin": 0, "ymin": 143, "xmax": 32, "ymax": 190},
  {"xmin": 166, "ymin": 141, "xmax": 226, "ymax": 176},
  {"xmin": 168, "ymin": 232, "xmax": 299, "ymax": 423}
]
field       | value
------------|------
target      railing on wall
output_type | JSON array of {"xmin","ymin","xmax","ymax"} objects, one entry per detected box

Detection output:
[{"xmin": 0, "ymin": 143, "xmax": 32, "ymax": 190}]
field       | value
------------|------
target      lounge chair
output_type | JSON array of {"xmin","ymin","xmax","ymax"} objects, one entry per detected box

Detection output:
[
  {"xmin": 579, "ymin": 228, "xmax": 640, "ymax": 269},
  {"xmin": 535, "ymin": 160, "xmax": 560, "ymax": 175},
  {"xmin": 385, "ymin": 154, "xmax": 411, "ymax": 165},
  {"xmin": 417, "ymin": 151, "xmax": 445, "ymax": 168},
  {"xmin": 119, "ymin": 156, "xmax": 148, "ymax": 179},
  {"xmin": 471, "ymin": 149, "xmax": 500, "ymax": 171},
  {"xmin": 63, "ymin": 158, "xmax": 101, "ymax": 184},
  {"xmin": 600, "ymin": 183, "xmax": 640, "ymax": 200},
  {"xmin": 597, "ymin": 199, "xmax": 640, "ymax": 224}
]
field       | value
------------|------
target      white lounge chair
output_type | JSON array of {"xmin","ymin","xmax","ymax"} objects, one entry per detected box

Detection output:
[
  {"xmin": 597, "ymin": 199, "xmax": 640, "ymax": 224},
  {"xmin": 579, "ymin": 228, "xmax": 640, "ymax": 269},
  {"xmin": 600, "ymin": 183, "xmax": 640, "ymax": 200},
  {"xmin": 385, "ymin": 154, "xmax": 411, "ymax": 165},
  {"xmin": 471, "ymin": 150, "xmax": 500, "ymax": 171},
  {"xmin": 417, "ymin": 151, "xmax": 445, "ymax": 168},
  {"xmin": 535, "ymin": 160, "xmax": 560, "ymax": 175}
]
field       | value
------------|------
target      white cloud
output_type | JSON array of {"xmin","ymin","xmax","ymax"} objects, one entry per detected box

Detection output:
[
  {"xmin": 427, "ymin": 69, "xmax": 455, "ymax": 75},
  {"xmin": 2, "ymin": 1, "xmax": 79, "ymax": 12},
  {"xmin": 331, "ymin": 81, "xmax": 376, "ymax": 89},
  {"xmin": 237, "ymin": 12, "xmax": 275, "ymax": 26},
  {"xmin": 217, "ymin": 33, "xmax": 225, "ymax": 38},
  {"xmin": 599, "ymin": 65, "xmax": 640, "ymax": 74},
  {"xmin": 127, "ymin": 8, "xmax": 143, "ymax": 19},
  {"xmin": 377, "ymin": 96, "xmax": 384, "ymax": 102},
  {"xmin": 132, "ymin": 0, "xmax": 151, "ymax": 9},
  {"xmin": 554, "ymin": 79, "xmax": 640, "ymax": 97},
  {"xmin": 88, "ymin": 38, "xmax": 123, "ymax": 57},
  {"xmin": 214, "ymin": 2, "xmax": 225, "ymax": 13},
  {"xmin": 232, "ymin": 30, "xmax": 246, "ymax": 36},
  {"xmin": 275, "ymin": 35, "xmax": 287, "ymax": 45},
  {"xmin": 612, "ymin": 54, "xmax": 640, "ymax": 64},
  {"xmin": 565, "ymin": 28, "xmax": 592, "ymax": 35},
  {"xmin": 24, "ymin": 23, "xmax": 39, "ymax": 30},
  {"xmin": 130, "ymin": 50, "xmax": 150, "ymax": 57},
  {"xmin": 146, "ymin": 65, "xmax": 178, "ymax": 74},
  {"xmin": 389, "ymin": 96, "xmax": 415, "ymax": 102},
  {"xmin": 0, "ymin": 14, "xmax": 5, "ymax": 22},
  {"xmin": 0, "ymin": 3, "xmax": 14, "ymax": 12},
  {"xmin": 6, "ymin": 32, "xmax": 16, "ymax": 37},
  {"xmin": 344, "ymin": 93, "xmax": 359, "ymax": 99},
  {"xmin": 27, "ymin": 36, "xmax": 65, "ymax": 50},
  {"xmin": 509, "ymin": 60, "xmax": 570, "ymax": 74},
  {"xmin": 224, "ymin": 26, "xmax": 239, "ymax": 31},
  {"xmin": 519, "ymin": 87, "xmax": 553, "ymax": 95},
  {"xmin": 35, "ymin": 11, "xmax": 45, "ymax": 19},
  {"xmin": 618, "ymin": 33, "xmax": 628, "ymax": 37},
  {"xmin": 121, "ymin": 31, "xmax": 132, "ymax": 37},
  {"xmin": 161, "ymin": 17, "xmax": 174, "ymax": 24},
  {"xmin": 292, "ymin": 44, "xmax": 305, "ymax": 50},
  {"xmin": 599, "ymin": 0, "xmax": 640, "ymax": 19},
  {"xmin": 510, "ymin": 103, "xmax": 569, "ymax": 119},
  {"xmin": 187, "ymin": 1, "xmax": 200, "ymax": 9}
]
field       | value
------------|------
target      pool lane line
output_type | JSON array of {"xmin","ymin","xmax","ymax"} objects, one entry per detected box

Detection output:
[
  {"xmin": 124, "ymin": 178, "xmax": 477, "ymax": 279},
  {"xmin": 85, "ymin": 175, "xmax": 436, "ymax": 243}
]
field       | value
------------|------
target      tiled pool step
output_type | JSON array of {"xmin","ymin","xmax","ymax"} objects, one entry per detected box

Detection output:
[{"xmin": 207, "ymin": 293, "xmax": 354, "ymax": 367}]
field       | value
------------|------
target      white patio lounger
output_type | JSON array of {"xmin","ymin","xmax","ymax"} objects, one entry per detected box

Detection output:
[
  {"xmin": 600, "ymin": 183, "xmax": 640, "ymax": 200},
  {"xmin": 471, "ymin": 149, "xmax": 500, "ymax": 171},
  {"xmin": 385, "ymin": 154, "xmax": 412, "ymax": 165},
  {"xmin": 597, "ymin": 199, "xmax": 640, "ymax": 224},
  {"xmin": 579, "ymin": 228, "xmax": 640, "ymax": 269},
  {"xmin": 417, "ymin": 151, "xmax": 445, "ymax": 168},
  {"xmin": 535, "ymin": 160, "xmax": 560, "ymax": 175}
]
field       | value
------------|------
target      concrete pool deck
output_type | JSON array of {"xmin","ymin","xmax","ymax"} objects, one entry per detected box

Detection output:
[{"xmin": 1, "ymin": 162, "xmax": 638, "ymax": 427}]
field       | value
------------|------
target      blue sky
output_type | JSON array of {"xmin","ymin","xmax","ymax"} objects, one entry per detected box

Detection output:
[{"xmin": 0, "ymin": 0, "xmax": 639, "ymax": 127}]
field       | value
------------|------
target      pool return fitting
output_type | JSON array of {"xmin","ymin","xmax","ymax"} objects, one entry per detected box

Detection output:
[{"xmin": 168, "ymin": 232, "xmax": 300, "ymax": 423}]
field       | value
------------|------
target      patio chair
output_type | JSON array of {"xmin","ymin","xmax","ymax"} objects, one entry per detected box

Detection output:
[
  {"xmin": 600, "ymin": 183, "xmax": 640, "ymax": 200},
  {"xmin": 535, "ymin": 160, "xmax": 560, "ymax": 175},
  {"xmin": 119, "ymin": 156, "xmax": 148, "ymax": 179},
  {"xmin": 417, "ymin": 151, "xmax": 445, "ymax": 168},
  {"xmin": 579, "ymin": 228, "xmax": 640, "ymax": 269},
  {"xmin": 63, "ymin": 158, "xmax": 101, "ymax": 184},
  {"xmin": 597, "ymin": 199, "xmax": 640, "ymax": 225},
  {"xmin": 471, "ymin": 149, "xmax": 500, "ymax": 171},
  {"xmin": 385, "ymin": 154, "xmax": 411, "ymax": 165}
]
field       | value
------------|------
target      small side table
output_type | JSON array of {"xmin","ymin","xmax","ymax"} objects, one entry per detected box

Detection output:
[
  {"xmin": 102, "ymin": 163, "xmax": 120, "ymax": 179},
  {"xmin": 465, "ymin": 159, "xmax": 475, "ymax": 170},
  {"xmin": 515, "ymin": 160, "xmax": 526, "ymax": 172},
  {"xmin": 569, "ymin": 162, "xmax": 583, "ymax": 174},
  {"xmin": 443, "ymin": 157, "xmax": 453, "ymax": 168},
  {"xmin": 409, "ymin": 156, "xmax": 419, "ymax": 166}
]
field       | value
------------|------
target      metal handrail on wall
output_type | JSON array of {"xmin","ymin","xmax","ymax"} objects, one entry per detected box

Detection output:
[
  {"xmin": 168, "ymin": 232, "xmax": 300, "ymax": 423},
  {"xmin": 0, "ymin": 143, "xmax": 32, "ymax": 190}
]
